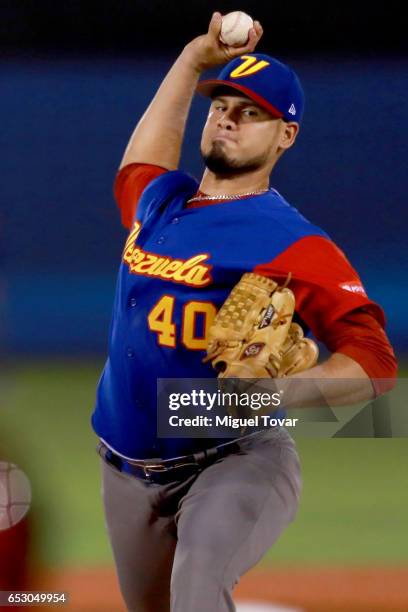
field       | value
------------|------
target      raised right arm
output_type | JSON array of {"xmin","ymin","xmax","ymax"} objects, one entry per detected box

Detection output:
[{"xmin": 119, "ymin": 13, "xmax": 263, "ymax": 171}]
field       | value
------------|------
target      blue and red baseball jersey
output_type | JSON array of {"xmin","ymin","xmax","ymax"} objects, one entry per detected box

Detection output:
[{"xmin": 92, "ymin": 169, "xmax": 385, "ymax": 459}]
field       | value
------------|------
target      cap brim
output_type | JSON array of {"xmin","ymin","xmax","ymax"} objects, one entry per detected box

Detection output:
[{"xmin": 196, "ymin": 79, "xmax": 284, "ymax": 120}]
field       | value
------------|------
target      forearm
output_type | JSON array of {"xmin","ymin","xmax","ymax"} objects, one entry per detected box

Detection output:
[
  {"xmin": 119, "ymin": 47, "xmax": 201, "ymax": 171},
  {"xmin": 281, "ymin": 353, "xmax": 375, "ymax": 408}
]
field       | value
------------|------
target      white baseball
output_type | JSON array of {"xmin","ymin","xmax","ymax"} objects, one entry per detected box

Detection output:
[
  {"xmin": 219, "ymin": 11, "xmax": 254, "ymax": 47},
  {"xmin": 0, "ymin": 462, "xmax": 31, "ymax": 530}
]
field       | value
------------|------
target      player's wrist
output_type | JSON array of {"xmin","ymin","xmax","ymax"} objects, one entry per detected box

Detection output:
[{"xmin": 181, "ymin": 40, "xmax": 213, "ymax": 74}]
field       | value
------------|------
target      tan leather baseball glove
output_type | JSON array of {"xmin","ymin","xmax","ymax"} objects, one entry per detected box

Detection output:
[{"xmin": 203, "ymin": 272, "xmax": 318, "ymax": 379}]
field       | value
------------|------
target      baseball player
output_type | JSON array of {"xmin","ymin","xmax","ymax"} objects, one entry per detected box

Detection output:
[{"xmin": 92, "ymin": 13, "xmax": 397, "ymax": 612}]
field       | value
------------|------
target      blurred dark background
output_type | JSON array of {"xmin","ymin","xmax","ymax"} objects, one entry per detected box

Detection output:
[
  {"xmin": 1, "ymin": 1, "xmax": 406, "ymax": 55},
  {"xmin": 1, "ymin": 1, "xmax": 407, "ymax": 357}
]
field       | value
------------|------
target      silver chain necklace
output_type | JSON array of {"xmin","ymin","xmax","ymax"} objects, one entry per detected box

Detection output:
[{"xmin": 187, "ymin": 187, "xmax": 272, "ymax": 203}]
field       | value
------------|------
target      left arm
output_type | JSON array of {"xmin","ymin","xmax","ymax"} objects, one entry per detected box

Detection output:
[
  {"xmin": 281, "ymin": 308, "xmax": 398, "ymax": 408},
  {"xmin": 253, "ymin": 236, "xmax": 397, "ymax": 408}
]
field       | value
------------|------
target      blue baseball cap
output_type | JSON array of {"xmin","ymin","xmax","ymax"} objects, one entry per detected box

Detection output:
[{"xmin": 197, "ymin": 53, "xmax": 304, "ymax": 123}]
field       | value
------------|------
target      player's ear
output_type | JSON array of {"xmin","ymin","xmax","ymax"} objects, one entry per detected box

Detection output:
[{"xmin": 279, "ymin": 121, "xmax": 299, "ymax": 150}]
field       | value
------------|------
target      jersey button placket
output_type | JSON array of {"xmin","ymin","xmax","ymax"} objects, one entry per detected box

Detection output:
[
  {"xmin": 157, "ymin": 236, "xmax": 165, "ymax": 245},
  {"xmin": 126, "ymin": 347, "xmax": 135, "ymax": 358}
]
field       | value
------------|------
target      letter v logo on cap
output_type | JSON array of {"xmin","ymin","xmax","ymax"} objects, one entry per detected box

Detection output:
[{"xmin": 230, "ymin": 55, "xmax": 270, "ymax": 78}]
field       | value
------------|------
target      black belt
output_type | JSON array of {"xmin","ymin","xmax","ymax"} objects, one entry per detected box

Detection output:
[{"xmin": 97, "ymin": 440, "xmax": 240, "ymax": 485}]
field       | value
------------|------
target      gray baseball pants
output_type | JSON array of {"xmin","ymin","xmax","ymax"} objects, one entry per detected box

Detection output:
[{"xmin": 101, "ymin": 427, "xmax": 301, "ymax": 612}]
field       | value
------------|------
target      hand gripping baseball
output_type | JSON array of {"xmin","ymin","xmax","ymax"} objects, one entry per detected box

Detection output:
[
  {"xmin": 203, "ymin": 273, "xmax": 319, "ymax": 380},
  {"xmin": 186, "ymin": 12, "xmax": 263, "ymax": 72}
]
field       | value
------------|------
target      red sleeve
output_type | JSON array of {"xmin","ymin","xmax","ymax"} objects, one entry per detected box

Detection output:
[
  {"xmin": 322, "ymin": 309, "xmax": 398, "ymax": 394},
  {"xmin": 254, "ymin": 235, "xmax": 386, "ymax": 338},
  {"xmin": 114, "ymin": 163, "xmax": 168, "ymax": 229}
]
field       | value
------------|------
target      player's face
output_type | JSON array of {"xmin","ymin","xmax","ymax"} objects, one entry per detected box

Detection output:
[{"xmin": 200, "ymin": 92, "xmax": 287, "ymax": 176}]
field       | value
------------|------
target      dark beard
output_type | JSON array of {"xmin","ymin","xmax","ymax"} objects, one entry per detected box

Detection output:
[{"xmin": 201, "ymin": 141, "xmax": 268, "ymax": 177}]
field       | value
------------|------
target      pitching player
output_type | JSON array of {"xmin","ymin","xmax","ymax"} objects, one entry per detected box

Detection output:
[{"xmin": 92, "ymin": 13, "xmax": 397, "ymax": 612}]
